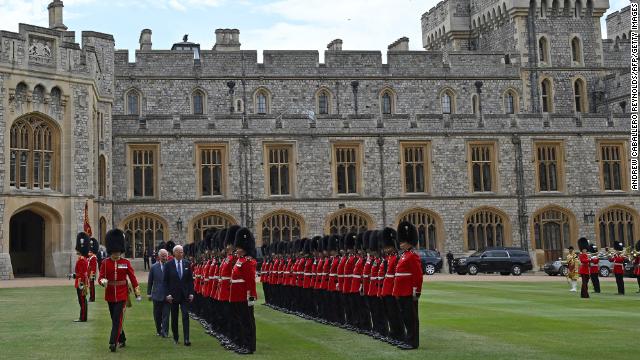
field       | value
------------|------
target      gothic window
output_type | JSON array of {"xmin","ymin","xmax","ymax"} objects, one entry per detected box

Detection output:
[
  {"xmin": 380, "ymin": 89, "xmax": 395, "ymax": 115},
  {"xmin": 264, "ymin": 144, "xmax": 294, "ymax": 196},
  {"xmin": 122, "ymin": 213, "xmax": 167, "ymax": 258},
  {"xmin": 401, "ymin": 142, "xmax": 429, "ymax": 194},
  {"xmin": 466, "ymin": 208, "xmax": 509, "ymax": 251},
  {"xmin": 541, "ymin": 78, "xmax": 553, "ymax": 113},
  {"xmin": 192, "ymin": 212, "xmax": 236, "ymax": 243},
  {"xmin": 129, "ymin": 145, "xmax": 158, "ymax": 198},
  {"xmin": 260, "ymin": 211, "xmax": 305, "ymax": 245},
  {"xmin": 598, "ymin": 207, "xmax": 637, "ymax": 248},
  {"xmin": 533, "ymin": 208, "xmax": 572, "ymax": 252},
  {"xmin": 192, "ymin": 90, "xmax": 205, "ymax": 115},
  {"xmin": 126, "ymin": 89, "xmax": 140, "ymax": 116},
  {"xmin": 441, "ymin": 90, "xmax": 455, "ymax": 114},
  {"xmin": 197, "ymin": 144, "xmax": 227, "ymax": 197},
  {"xmin": 472, "ymin": 95, "xmax": 479, "ymax": 115},
  {"xmin": 535, "ymin": 142, "xmax": 563, "ymax": 192},
  {"xmin": 504, "ymin": 90, "xmax": 518, "ymax": 114},
  {"xmin": 326, "ymin": 209, "xmax": 371, "ymax": 236},
  {"xmin": 398, "ymin": 208, "xmax": 441, "ymax": 250},
  {"xmin": 9, "ymin": 115, "xmax": 59, "ymax": 190},
  {"xmin": 316, "ymin": 89, "xmax": 331, "ymax": 115},
  {"xmin": 333, "ymin": 143, "xmax": 362, "ymax": 195},
  {"xmin": 571, "ymin": 37, "xmax": 582, "ymax": 64},
  {"xmin": 599, "ymin": 141, "xmax": 627, "ymax": 191},
  {"xmin": 538, "ymin": 37, "xmax": 549, "ymax": 64},
  {"xmin": 254, "ymin": 88, "xmax": 270, "ymax": 114},
  {"xmin": 99, "ymin": 155, "xmax": 106, "ymax": 198},
  {"xmin": 573, "ymin": 78, "xmax": 587, "ymax": 113},
  {"xmin": 468, "ymin": 142, "xmax": 496, "ymax": 193}
]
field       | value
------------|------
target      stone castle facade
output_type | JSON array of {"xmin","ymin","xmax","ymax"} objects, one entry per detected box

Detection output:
[{"xmin": 0, "ymin": 0, "xmax": 636, "ymax": 278}]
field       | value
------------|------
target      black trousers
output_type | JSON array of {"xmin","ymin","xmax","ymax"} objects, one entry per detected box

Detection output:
[
  {"xmin": 360, "ymin": 295, "xmax": 372, "ymax": 331},
  {"xmin": 153, "ymin": 300, "xmax": 169, "ymax": 336},
  {"xmin": 89, "ymin": 280, "xmax": 96, "ymax": 302},
  {"xmin": 76, "ymin": 288, "xmax": 87, "ymax": 321},
  {"xmin": 384, "ymin": 296, "xmax": 404, "ymax": 341},
  {"xmin": 580, "ymin": 274, "xmax": 590, "ymax": 298},
  {"xmin": 590, "ymin": 273, "xmax": 600, "ymax": 293},
  {"xmin": 615, "ymin": 274, "xmax": 625, "ymax": 294},
  {"xmin": 447, "ymin": 261, "xmax": 453, "ymax": 274},
  {"xmin": 370, "ymin": 297, "xmax": 388, "ymax": 337},
  {"xmin": 231, "ymin": 301, "xmax": 256, "ymax": 352},
  {"xmin": 144, "ymin": 257, "xmax": 150, "ymax": 270},
  {"xmin": 636, "ymin": 277, "xmax": 640, "ymax": 291},
  {"xmin": 170, "ymin": 301, "xmax": 190, "ymax": 342},
  {"xmin": 108, "ymin": 301, "xmax": 126, "ymax": 345},
  {"xmin": 397, "ymin": 296, "xmax": 419, "ymax": 349}
]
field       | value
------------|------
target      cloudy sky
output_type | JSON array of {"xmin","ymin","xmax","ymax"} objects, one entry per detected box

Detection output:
[{"xmin": 0, "ymin": 0, "xmax": 630, "ymax": 61}]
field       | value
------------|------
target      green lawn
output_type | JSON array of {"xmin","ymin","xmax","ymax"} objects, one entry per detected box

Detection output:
[{"xmin": 0, "ymin": 281, "xmax": 638, "ymax": 359}]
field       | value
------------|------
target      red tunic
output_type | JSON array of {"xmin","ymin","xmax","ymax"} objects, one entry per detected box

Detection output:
[
  {"xmin": 75, "ymin": 256, "xmax": 89, "ymax": 289},
  {"xmin": 337, "ymin": 255, "xmax": 347, "ymax": 293},
  {"xmin": 322, "ymin": 257, "xmax": 331, "ymax": 290},
  {"xmin": 303, "ymin": 258, "xmax": 313, "ymax": 288},
  {"xmin": 207, "ymin": 259, "xmax": 218, "ymax": 298},
  {"xmin": 392, "ymin": 250, "xmax": 423, "ymax": 297},
  {"xmin": 328, "ymin": 256, "xmax": 340, "ymax": 292},
  {"xmin": 259, "ymin": 260, "xmax": 268, "ymax": 283},
  {"xmin": 216, "ymin": 254, "xmax": 236, "ymax": 301},
  {"xmin": 98, "ymin": 257, "xmax": 139, "ymax": 303},
  {"xmin": 342, "ymin": 255, "xmax": 356, "ymax": 293},
  {"xmin": 376, "ymin": 258, "xmax": 386, "ymax": 297},
  {"xmin": 362, "ymin": 256, "xmax": 372, "ymax": 295},
  {"xmin": 608, "ymin": 254, "xmax": 625, "ymax": 275},
  {"xmin": 367, "ymin": 257, "xmax": 379, "ymax": 297},
  {"xmin": 634, "ymin": 255, "xmax": 640, "ymax": 276},
  {"xmin": 349, "ymin": 255, "xmax": 364, "ymax": 294},
  {"xmin": 88, "ymin": 255, "xmax": 98, "ymax": 280},
  {"xmin": 229, "ymin": 256, "xmax": 257, "ymax": 302},
  {"xmin": 212, "ymin": 258, "xmax": 223, "ymax": 300},
  {"xmin": 589, "ymin": 256, "xmax": 599, "ymax": 274},
  {"xmin": 382, "ymin": 254, "xmax": 398, "ymax": 296},
  {"xmin": 314, "ymin": 258, "xmax": 325, "ymax": 290},
  {"xmin": 295, "ymin": 258, "xmax": 305, "ymax": 288}
]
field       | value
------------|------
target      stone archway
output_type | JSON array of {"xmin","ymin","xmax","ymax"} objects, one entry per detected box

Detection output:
[{"xmin": 9, "ymin": 210, "xmax": 45, "ymax": 276}]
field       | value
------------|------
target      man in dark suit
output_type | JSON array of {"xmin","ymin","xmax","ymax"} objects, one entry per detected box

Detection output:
[
  {"xmin": 148, "ymin": 249, "xmax": 170, "ymax": 337},
  {"xmin": 163, "ymin": 244, "xmax": 194, "ymax": 346}
]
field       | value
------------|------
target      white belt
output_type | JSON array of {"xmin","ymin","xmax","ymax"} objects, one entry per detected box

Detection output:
[
  {"xmin": 385, "ymin": 274, "xmax": 395, "ymax": 278},
  {"xmin": 231, "ymin": 279, "xmax": 245, "ymax": 283},
  {"xmin": 395, "ymin": 272, "xmax": 411, "ymax": 277},
  {"xmin": 362, "ymin": 275, "xmax": 369, "ymax": 278},
  {"xmin": 351, "ymin": 274, "xmax": 362, "ymax": 278},
  {"xmin": 304, "ymin": 273, "xmax": 313, "ymax": 276},
  {"xmin": 214, "ymin": 276, "xmax": 220, "ymax": 280},
  {"xmin": 220, "ymin": 276, "xmax": 231, "ymax": 280}
]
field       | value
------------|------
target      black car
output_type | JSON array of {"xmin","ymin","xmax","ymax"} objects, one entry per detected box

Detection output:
[
  {"xmin": 415, "ymin": 249, "xmax": 443, "ymax": 275},
  {"xmin": 453, "ymin": 247, "xmax": 533, "ymax": 276}
]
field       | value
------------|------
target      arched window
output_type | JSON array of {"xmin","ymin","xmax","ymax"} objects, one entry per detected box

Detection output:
[
  {"xmin": 260, "ymin": 210, "xmax": 305, "ymax": 246},
  {"xmin": 98, "ymin": 155, "xmax": 106, "ymax": 198},
  {"xmin": 541, "ymin": 78, "xmax": 553, "ymax": 113},
  {"xmin": 192, "ymin": 90, "xmax": 205, "ymax": 115},
  {"xmin": 254, "ymin": 88, "xmax": 270, "ymax": 114},
  {"xmin": 465, "ymin": 208, "xmax": 510, "ymax": 251},
  {"xmin": 598, "ymin": 207, "xmax": 637, "ymax": 248},
  {"xmin": 316, "ymin": 89, "xmax": 331, "ymax": 115},
  {"xmin": 99, "ymin": 217, "xmax": 107, "ymax": 246},
  {"xmin": 326, "ymin": 209, "xmax": 372, "ymax": 236},
  {"xmin": 571, "ymin": 37, "xmax": 582, "ymax": 63},
  {"xmin": 472, "ymin": 95, "xmax": 479, "ymax": 115},
  {"xmin": 121, "ymin": 213, "xmax": 168, "ymax": 258},
  {"xmin": 10, "ymin": 115, "xmax": 59, "ymax": 190},
  {"xmin": 380, "ymin": 89, "xmax": 394, "ymax": 115},
  {"xmin": 504, "ymin": 90, "xmax": 517, "ymax": 114},
  {"xmin": 235, "ymin": 99, "xmax": 244, "ymax": 113},
  {"xmin": 33, "ymin": 85, "xmax": 45, "ymax": 103},
  {"xmin": 126, "ymin": 89, "xmax": 140, "ymax": 116},
  {"xmin": 573, "ymin": 78, "xmax": 587, "ymax": 113},
  {"xmin": 441, "ymin": 90, "xmax": 454, "ymax": 114},
  {"xmin": 538, "ymin": 37, "xmax": 549, "ymax": 63},
  {"xmin": 192, "ymin": 211, "xmax": 237, "ymax": 243},
  {"xmin": 533, "ymin": 207, "xmax": 573, "ymax": 262},
  {"xmin": 398, "ymin": 208, "xmax": 442, "ymax": 250}
]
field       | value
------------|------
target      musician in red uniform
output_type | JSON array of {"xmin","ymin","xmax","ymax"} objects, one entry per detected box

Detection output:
[
  {"xmin": 577, "ymin": 238, "xmax": 591, "ymax": 299},
  {"xmin": 229, "ymin": 227, "xmax": 258, "ymax": 355},
  {"xmin": 609, "ymin": 241, "xmax": 625, "ymax": 295},
  {"xmin": 393, "ymin": 222, "xmax": 423, "ymax": 350},
  {"xmin": 73, "ymin": 232, "xmax": 90, "ymax": 322},
  {"xmin": 88, "ymin": 238, "xmax": 99, "ymax": 302},
  {"xmin": 588, "ymin": 243, "xmax": 600, "ymax": 293},
  {"xmin": 98, "ymin": 229, "xmax": 141, "ymax": 352}
]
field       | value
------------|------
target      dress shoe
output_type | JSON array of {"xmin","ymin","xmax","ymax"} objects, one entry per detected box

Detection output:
[
  {"xmin": 174, "ymin": 340, "xmax": 180, "ymax": 345},
  {"xmin": 109, "ymin": 344, "xmax": 117, "ymax": 352},
  {"xmin": 184, "ymin": 341, "xmax": 191, "ymax": 346},
  {"xmin": 235, "ymin": 347, "xmax": 250, "ymax": 355},
  {"xmin": 397, "ymin": 343, "xmax": 414, "ymax": 350},
  {"xmin": 118, "ymin": 341, "xmax": 126, "ymax": 348}
]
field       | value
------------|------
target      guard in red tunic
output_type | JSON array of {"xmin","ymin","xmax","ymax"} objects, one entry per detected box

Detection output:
[
  {"xmin": 609, "ymin": 241, "xmax": 625, "ymax": 295},
  {"xmin": 73, "ymin": 232, "xmax": 90, "ymax": 322},
  {"xmin": 88, "ymin": 238, "xmax": 99, "ymax": 302},
  {"xmin": 588, "ymin": 243, "xmax": 600, "ymax": 293},
  {"xmin": 327, "ymin": 235, "xmax": 341, "ymax": 325},
  {"xmin": 229, "ymin": 227, "xmax": 258, "ymax": 355},
  {"xmin": 98, "ymin": 229, "xmax": 141, "ymax": 352},
  {"xmin": 577, "ymin": 237, "xmax": 591, "ymax": 299},
  {"xmin": 381, "ymin": 227, "xmax": 404, "ymax": 346},
  {"xmin": 218, "ymin": 226, "xmax": 239, "ymax": 350},
  {"xmin": 342, "ymin": 233, "xmax": 357, "ymax": 329},
  {"xmin": 393, "ymin": 222, "xmax": 423, "ymax": 350}
]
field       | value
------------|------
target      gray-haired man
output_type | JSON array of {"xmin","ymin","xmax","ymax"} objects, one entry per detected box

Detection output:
[{"xmin": 148, "ymin": 249, "xmax": 170, "ymax": 337}]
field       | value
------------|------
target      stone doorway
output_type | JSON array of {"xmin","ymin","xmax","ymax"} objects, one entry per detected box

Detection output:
[{"xmin": 9, "ymin": 210, "xmax": 45, "ymax": 277}]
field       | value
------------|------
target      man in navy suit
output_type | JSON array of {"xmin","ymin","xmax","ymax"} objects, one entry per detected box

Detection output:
[
  {"xmin": 163, "ymin": 244, "xmax": 194, "ymax": 346},
  {"xmin": 147, "ymin": 249, "xmax": 170, "ymax": 337}
]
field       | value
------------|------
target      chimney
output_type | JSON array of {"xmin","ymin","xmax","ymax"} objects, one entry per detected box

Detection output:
[
  {"xmin": 388, "ymin": 37, "xmax": 409, "ymax": 51},
  {"xmin": 327, "ymin": 39, "xmax": 343, "ymax": 51},
  {"xmin": 48, "ymin": 0, "xmax": 67, "ymax": 31},
  {"xmin": 213, "ymin": 29, "xmax": 241, "ymax": 51},
  {"xmin": 139, "ymin": 29, "xmax": 152, "ymax": 50}
]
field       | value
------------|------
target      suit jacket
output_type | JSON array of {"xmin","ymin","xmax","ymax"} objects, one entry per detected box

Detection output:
[
  {"xmin": 163, "ymin": 258, "xmax": 194, "ymax": 303},
  {"xmin": 147, "ymin": 262, "xmax": 167, "ymax": 302}
]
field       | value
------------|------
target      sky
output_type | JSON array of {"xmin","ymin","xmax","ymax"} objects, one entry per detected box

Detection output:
[{"xmin": 0, "ymin": 0, "xmax": 631, "ymax": 62}]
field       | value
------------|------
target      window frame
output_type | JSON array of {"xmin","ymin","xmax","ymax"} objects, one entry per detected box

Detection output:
[
  {"xmin": 379, "ymin": 88, "xmax": 396, "ymax": 115},
  {"xmin": 331, "ymin": 141, "xmax": 364, "ymax": 196},
  {"xmin": 399, "ymin": 141, "xmax": 431, "ymax": 195},
  {"xmin": 263, "ymin": 142, "xmax": 297, "ymax": 197},
  {"xmin": 570, "ymin": 36, "xmax": 583, "ymax": 65},
  {"xmin": 315, "ymin": 88, "xmax": 332, "ymax": 115},
  {"xmin": 597, "ymin": 140, "xmax": 629, "ymax": 192},
  {"xmin": 253, "ymin": 88, "xmax": 271, "ymax": 115},
  {"xmin": 259, "ymin": 210, "xmax": 307, "ymax": 246},
  {"xmin": 440, "ymin": 89, "xmax": 456, "ymax": 114},
  {"xmin": 572, "ymin": 78, "xmax": 588, "ymax": 113},
  {"xmin": 98, "ymin": 154, "xmax": 107, "ymax": 198},
  {"xmin": 538, "ymin": 35, "xmax": 550, "ymax": 65},
  {"xmin": 125, "ymin": 89, "xmax": 141, "ymax": 116},
  {"xmin": 540, "ymin": 78, "xmax": 554, "ymax": 113},
  {"xmin": 127, "ymin": 143, "xmax": 160, "ymax": 199},
  {"xmin": 503, "ymin": 89, "xmax": 519, "ymax": 114},
  {"xmin": 464, "ymin": 207, "xmax": 511, "ymax": 251},
  {"xmin": 533, "ymin": 141, "xmax": 565, "ymax": 193},
  {"xmin": 191, "ymin": 89, "xmax": 206, "ymax": 115},
  {"xmin": 195, "ymin": 143, "xmax": 228, "ymax": 198},
  {"xmin": 467, "ymin": 141, "xmax": 498, "ymax": 194},
  {"xmin": 120, "ymin": 212, "xmax": 168, "ymax": 259}
]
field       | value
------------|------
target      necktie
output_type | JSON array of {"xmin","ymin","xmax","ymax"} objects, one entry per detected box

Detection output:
[{"xmin": 178, "ymin": 260, "xmax": 182, "ymax": 279}]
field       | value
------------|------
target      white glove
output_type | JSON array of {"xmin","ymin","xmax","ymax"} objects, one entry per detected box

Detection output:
[
  {"xmin": 136, "ymin": 296, "xmax": 142, "ymax": 302},
  {"xmin": 99, "ymin": 278, "xmax": 108, "ymax": 287},
  {"xmin": 248, "ymin": 296, "xmax": 256, "ymax": 307}
]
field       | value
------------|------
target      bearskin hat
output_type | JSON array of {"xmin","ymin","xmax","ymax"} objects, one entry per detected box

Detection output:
[
  {"xmin": 368, "ymin": 230, "xmax": 380, "ymax": 253},
  {"xmin": 302, "ymin": 238, "xmax": 312, "ymax": 255},
  {"xmin": 204, "ymin": 228, "xmax": 216, "ymax": 250},
  {"xmin": 321, "ymin": 235, "xmax": 330, "ymax": 252},
  {"xmin": 89, "ymin": 237, "xmax": 99, "ymax": 254},
  {"xmin": 362, "ymin": 231, "xmax": 372, "ymax": 251},
  {"xmin": 578, "ymin": 237, "xmax": 590, "ymax": 251},
  {"xmin": 234, "ymin": 227, "xmax": 256, "ymax": 257},
  {"xmin": 381, "ymin": 227, "xmax": 398, "ymax": 250},
  {"xmin": 338, "ymin": 234, "xmax": 345, "ymax": 251},
  {"xmin": 75, "ymin": 232, "xmax": 90, "ymax": 256},
  {"xmin": 355, "ymin": 233, "xmax": 364, "ymax": 251},
  {"xmin": 311, "ymin": 236, "xmax": 322, "ymax": 252},
  {"xmin": 328, "ymin": 235, "xmax": 340, "ymax": 252},
  {"xmin": 344, "ymin": 232, "xmax": 357, "ymax": 250},
  {"xmin": 398, "ymin": 221, "xmax": 418, "ymax": 247},
  {"xmin": 166, "ymin": 240, "xmax": 176, "ymax": 254},
  {"xmin": 636, "ymin": 240, "xmax": 640, "ymax": 252},
  {"xmin": 588, "ymin": 243, "xmax": 598, "ymax": 254},
  {"xmin": 225, "ymin": 225, "xmax": 241, "ymax": 248},
  {"xmin": 105, "ymin": 228, "xmax": 126, "ymax": 254},
  {"xmin": 613, "ymin": 241, "xmax": 624, "ymax": 252},
  {"xmin": 273, "ymin": 241, "xmax": 282, "ymax": 255}
]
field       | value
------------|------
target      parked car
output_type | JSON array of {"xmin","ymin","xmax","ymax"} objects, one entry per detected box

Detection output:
[
  {"xmin": 544, "ymin": 255, "xmax": 629, "ymax": 278},
  {"xmin": 453, "ymin": 248, "xmax": 533, "ymax": 276},
  {"xmin": 415, "ymin": 249, "xmax": 443, "ymax": 275}
]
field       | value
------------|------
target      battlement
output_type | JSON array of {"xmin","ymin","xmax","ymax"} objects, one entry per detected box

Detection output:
[{"xmin": 606, "ymin": 4, "xmax": 632, "ymax": 41}]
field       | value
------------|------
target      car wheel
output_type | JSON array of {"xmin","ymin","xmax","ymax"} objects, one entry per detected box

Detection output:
[
  {"xmin": 424, "ymin": 264, "xmax": 436, "ymax": 276},
  {"xmin": 500, "ymin": 272, "xmax": 510, "ymax": 276},
  {"xmin": 560, "ymin": 266, "xmax": 569, "ymax": 277},
  {"xmin": 468, "ymin": 264, "xmax": 479, "ymax": 275},
  {"xmin": 599, "ymin": 266, "xmax": 610, "ymax": 278},
  {"xmin": 511, "ymin": 265, "xmax": 522, "ymax": 276}
]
